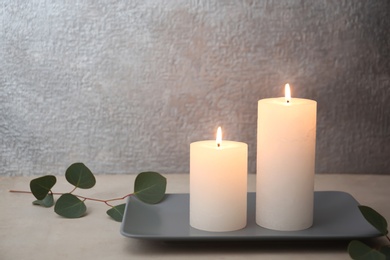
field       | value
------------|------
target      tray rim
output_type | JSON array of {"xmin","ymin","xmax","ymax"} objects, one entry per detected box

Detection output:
[{"xmin": 120, "ymin": 191, "xmax": 382, "ymax": 241}]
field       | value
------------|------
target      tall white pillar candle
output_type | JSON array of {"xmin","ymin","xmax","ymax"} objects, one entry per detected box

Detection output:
[
  {"xmin": 256, "ymin": 84, "xmax": 317, "ymax": 231},
  {"xmin": 190, "ymin": 127, "xmax": 248, "ymax": 232}
]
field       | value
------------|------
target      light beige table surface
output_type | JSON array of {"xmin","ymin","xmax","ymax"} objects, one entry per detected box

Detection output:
[{"xmin": 1, "ymin": 173, "xmax": 389, "ymax": 260}]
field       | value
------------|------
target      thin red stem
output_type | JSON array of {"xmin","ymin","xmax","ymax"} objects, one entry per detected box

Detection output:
[
  {"xmin": 9, "ymin": 190, "xmax": 32, "ymax": 194},
  {"xmin": 74, "ymin": 193, "xmax": 132, "ymax": 204},
  {"xmin": 9, "ymin": 189, "xmax": 133, "ymax": 206}
]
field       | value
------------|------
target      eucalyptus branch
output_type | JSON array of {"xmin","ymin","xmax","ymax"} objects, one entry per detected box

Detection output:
[
  {"xmin": 10, "ymin": 162, "xmax": 167, "ymax": 222},
  {"xmin": 348, "ymin": 205, "xmax": 390, "ymax": 259}
]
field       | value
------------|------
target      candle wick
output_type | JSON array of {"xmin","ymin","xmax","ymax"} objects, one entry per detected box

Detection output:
[
  {"xmin": 217, "ymin": 143, "xmax": 220, "ymax": 148},
  {"xmin": 287, "ymin": 100, "xmax": 290, "ymax": 104}
]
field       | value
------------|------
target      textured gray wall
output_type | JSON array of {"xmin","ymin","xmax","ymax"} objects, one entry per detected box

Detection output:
[{"xmin": 1, "ymin": 1, "xmax": 389, "ymax": 176}]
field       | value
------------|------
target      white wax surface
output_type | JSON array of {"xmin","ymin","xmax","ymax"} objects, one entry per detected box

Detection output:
[
  {"xmin": 256, "ymin": 97, "xmax": 317, "ymax": 231},
  {"xmin": 190, "ymin": 140, "xmax": 248, "ymax": 232}
]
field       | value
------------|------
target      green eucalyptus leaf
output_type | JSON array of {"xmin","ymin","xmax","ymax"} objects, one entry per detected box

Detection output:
[
  {"xmin": 54, "ymin": 193, "xmax": 86, "ymax": 218},
  {"xmin": 379, "ymin": 246, "xmax": 390, "ymax": 260},
  {"xmin": 359, "ymin": 205, "xmax": 388, "ymax": 235},
  {"xmin": 33, "ymin": 193, "xmax": 54, "ymax": 207},
  {"xmin": 134, "ymin": 171, "xmax": 166, "ymax": 204},
  {"xmin": 30, "ymin": 175, "xmax": 57, "ymax": 200},
  {"xmin": 65, "ymin": 162, "xmax": 96, "ymax": 189},
  {"xmin": 348, "ymin": 240, "xmax": 386, "ymax": 260},
  {"xmin": 106, "ymin": 203, "xmax": 126, "ymax": 222}
]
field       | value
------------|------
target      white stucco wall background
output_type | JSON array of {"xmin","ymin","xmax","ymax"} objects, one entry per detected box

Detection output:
[{"xmin": 1, "ymin": 1, "xmax": 389, "ymax": 176}]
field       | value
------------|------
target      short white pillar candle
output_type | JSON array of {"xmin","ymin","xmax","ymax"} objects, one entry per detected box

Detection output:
[{"xmin": 190, "ymin": 127, "xmax": 248, "ymax": 232}]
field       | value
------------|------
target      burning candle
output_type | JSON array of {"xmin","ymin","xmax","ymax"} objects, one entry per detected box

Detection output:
[
  {"xmin": 256, "ymin": 84, "xmax": 317, "ymax": 231},
  {"xmin": 190, "ymin": 127, "xmax": 248, "ymax": 232}
]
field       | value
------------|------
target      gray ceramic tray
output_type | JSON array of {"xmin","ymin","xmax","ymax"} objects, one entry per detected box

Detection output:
[{"xmin": 120, "ymin": 191, "xmax": 381, "ymax": 241}]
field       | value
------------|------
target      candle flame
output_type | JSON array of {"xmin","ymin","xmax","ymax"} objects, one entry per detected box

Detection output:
[
  {"xmin": 216, "ymin": 127, "xmax": 222, "ymax": 148},
  {"xmin": 285, "ymin": 83, "xmax": 291, "ymax": 103}
]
